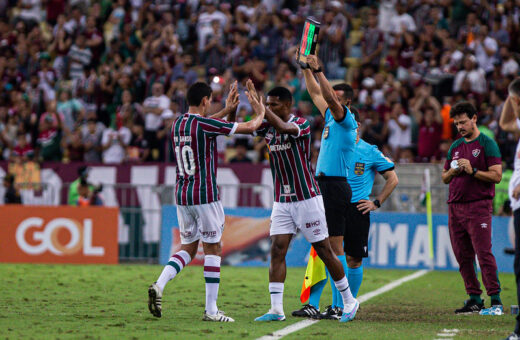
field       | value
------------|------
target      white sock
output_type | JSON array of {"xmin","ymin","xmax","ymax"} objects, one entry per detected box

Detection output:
[
  {"xmin": 334, "ymin": 276, "xmax": 355, "ymax": 307},
  {"xmin": 204, "ymin": 255, "xmax": 221, "ymax": 315},
  {"xmin": 156, "ymin": 250, "xmax": 191, "ymax": 292},
  {"xmin": 269, "ymin": 282, "xmax": 284, "ymax": 315}
]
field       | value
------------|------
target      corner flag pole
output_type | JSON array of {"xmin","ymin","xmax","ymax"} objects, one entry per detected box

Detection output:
[{"xmin": 425, "ymin": 168, "xmax": 434, "ymax": 270}]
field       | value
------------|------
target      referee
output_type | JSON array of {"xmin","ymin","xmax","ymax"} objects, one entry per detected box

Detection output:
[
  {"xmin": 294, "ymin": 110, "xmax": 399, "ymax": 319},
  {"xmin": 291, "ymin": 54, "xmax": 357, "ymax": 318},
  {"xmin": 499, "ymin": 78, "xmax": 520, "ymax": 339},
  {"xmin": 442, "ymin": 101, "xmax": 503, "ymax": 315}
]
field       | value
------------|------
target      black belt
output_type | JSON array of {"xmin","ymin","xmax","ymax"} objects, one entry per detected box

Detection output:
[{"xmin": 315, "ymin": 174, "xmax": 346, "ymax": 182}]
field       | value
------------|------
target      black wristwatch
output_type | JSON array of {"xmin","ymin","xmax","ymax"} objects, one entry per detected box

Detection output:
[
  {"xmin": 471, "ymin": 167, "xmax": 478, "ymax": 177},
  {"xmin": 311, "ymin": 66, "xmax": 322, "ymax": 73},
  {"xmin": 373, "ymin": 199, "xmax": 381, "ymax": 208}
]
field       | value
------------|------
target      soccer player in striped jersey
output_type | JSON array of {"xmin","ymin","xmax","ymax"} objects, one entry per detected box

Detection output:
[
  {"xmin": 245, "ymin": 81, "xmax": 359, "ymax": 323},
  {"xmin": 148, "ymin": 81, "xmax": 265, "ymax": 322}
]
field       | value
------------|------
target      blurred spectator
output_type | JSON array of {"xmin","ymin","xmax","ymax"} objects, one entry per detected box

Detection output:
[
  {"xmin": 82, "ymin": 118, "xmax": 102, "ymax": 163},
  {"xmin": 101, "ymin": 121, "xmax": 131, "ymax": 164},
  {"xmin": 36, "ymin": 112, "xmax": 63, "ymax": 162},
  {"xmin": 229, "ymin": 139, "xmax": 252, "ymax": 163},
  {"xmin": 128, "ymin": 120, "xmax": 150, "ymax": 163},
  {"xmin": 3, "ymin": 174, "xmax": 22, "ymax": 204},
  {"xmin": 386, "ymin": 102, "xmax": 412, "ymax": 159},
  {"xmin": 143, "ymin": 82, "xmax": 170, "ymax": 159}
]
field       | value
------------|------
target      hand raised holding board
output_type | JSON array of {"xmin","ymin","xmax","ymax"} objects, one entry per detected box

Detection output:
[{"xmin": 296, "ymin": 17, "xmax": 320, "ymax": 68}]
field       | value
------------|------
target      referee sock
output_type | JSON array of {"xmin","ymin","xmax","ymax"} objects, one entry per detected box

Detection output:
[
  {"xmin": 336, "ymin": 255, "xmax": 348, "ymax": 309},
  {"xmin": 309, "ymin": 272, "xmax": 328, "ymax": 310},
  {"xmin": 156, "ymin": 250, "xmax": 191, "ymax": 292},
  {"xmin": 347, "ymin": 266, "xmax": 363, "ymax": 298}
]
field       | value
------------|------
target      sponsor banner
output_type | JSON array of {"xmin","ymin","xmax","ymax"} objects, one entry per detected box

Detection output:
[
  {"xmin": 160, "ymin": 207, "xmax": 514, "ymax": 272},
  {"xmin": 0, "ymin": 206, "xmax": 119, "ymax": 264}
]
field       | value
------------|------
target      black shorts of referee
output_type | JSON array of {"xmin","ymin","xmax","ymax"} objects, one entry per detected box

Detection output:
[
  {"xmin": 343, "ymin": 201, "xmax": 371, "ymax": 258},
  {"xmin": 315, "ymin": 175, "xmax": 352, "ymax": 237}
]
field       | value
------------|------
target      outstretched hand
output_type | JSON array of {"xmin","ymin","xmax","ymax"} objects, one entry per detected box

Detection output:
[
  {"xmin": 245, "ymin": 79, "xmax": 265, "ymax": 117},
  {"xmin": 225, "ymin": 81, "xmax": 240, "ymax": 111}
]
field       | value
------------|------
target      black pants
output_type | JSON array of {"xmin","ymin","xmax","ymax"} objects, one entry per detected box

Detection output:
[{"xmin": 515, "ymin": 209, "xmax": 520, "ymax": 327}]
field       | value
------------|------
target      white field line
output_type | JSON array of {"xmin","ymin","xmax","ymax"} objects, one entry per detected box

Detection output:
[
  {"xmin": 256, "ymin": 269, "xmax": 430, "ymax": 340},
  {"xmin": 434, "ymin": 328, "xmax": 460, "ymax": 339}
]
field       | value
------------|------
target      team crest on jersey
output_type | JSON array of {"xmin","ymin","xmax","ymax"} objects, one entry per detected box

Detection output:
[
  {"xmin": 323, "ymin": 126, "xmax": 330, "ymax": 139},
  {"xmin": 354, "ymin": 162, "xmax": 365, "ymax": 175},
  {"xmin": 472, "ymin": 149, "xmax": 481, "ymax": 157}
]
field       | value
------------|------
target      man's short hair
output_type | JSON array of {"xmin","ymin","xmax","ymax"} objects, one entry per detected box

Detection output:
[
  {"xmin": 267, "ymin": 86, "xmax": 293, "ymax": 103},
  {"xmin": 187, "ymin": 82, "xmax": 212, "ymax": 106},
  {"xmin": 449, "ymin": 101, "xmax": 477, "ymax": 119},
  {"xmin": 332, "ymin": 83, "xmax": 354, "ymax": 101},
  {"xmin": 508, "ymin": 78, "xmax": 520, "ymax": 97}
]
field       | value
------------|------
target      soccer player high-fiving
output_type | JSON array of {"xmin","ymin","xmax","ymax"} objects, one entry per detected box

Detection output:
[
  {"xmin": 245, "ymin": 80, "xmax": 359, "ymax": 323},
  {"xmin": 148, "ymin": 81, "xmax": 265, "ymax": 322}
]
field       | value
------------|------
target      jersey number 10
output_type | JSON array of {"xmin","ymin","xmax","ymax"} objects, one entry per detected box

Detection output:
[{"xmin": 175, "ymin": 145, "xmax": 196, "ymax": 176}]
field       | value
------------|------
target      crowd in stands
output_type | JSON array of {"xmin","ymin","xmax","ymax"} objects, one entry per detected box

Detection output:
[{"xmin": 0, "ymin": 0, "xmax": 519, "ymax": 170}]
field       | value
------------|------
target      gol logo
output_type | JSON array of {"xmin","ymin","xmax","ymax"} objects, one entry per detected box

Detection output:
[{"xmin": 16, "ymin": 218, "xmax": 104, "ymax": 256}]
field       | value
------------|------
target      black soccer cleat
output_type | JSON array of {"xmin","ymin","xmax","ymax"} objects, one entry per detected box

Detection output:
[
  {"xmin": 454, "ymin": 299, "xmax": 484, "ymax": 314},
  {"xmin": 148, "ymin": 283, "xmax": 162, "ymax": 318},
  {"xmin": 312, "ymin": 305, "xmax": 342, "ymax": 320},
  {"xmin": 292, "ymin": 304, "xmax": 320, "ymax": 317}
]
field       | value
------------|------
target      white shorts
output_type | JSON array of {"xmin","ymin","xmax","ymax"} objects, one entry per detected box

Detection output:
[
  {"xmin": 270, "ymin": 195, "xmax": 329, "ymax": 244},
  {"xmin": 176, "ymin": 201, "xmax": 225, "ymax": 244}
]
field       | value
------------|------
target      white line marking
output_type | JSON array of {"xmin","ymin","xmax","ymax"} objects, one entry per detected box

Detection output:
[{"xmin": 256, "ymin": 269, "xmax": 430, "ymax": 340}]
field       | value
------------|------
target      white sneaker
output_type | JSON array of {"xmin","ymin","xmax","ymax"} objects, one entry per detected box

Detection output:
[
  {"xmin": 203, "ymin": 310, "xmax": 235, "ymax": 322},
  {"xmin": 148, "ymin": 283, "xmax": 162, "ymax": 318}
]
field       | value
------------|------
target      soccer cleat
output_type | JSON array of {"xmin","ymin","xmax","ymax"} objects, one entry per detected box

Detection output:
[
  {"xmin": 292, "ymin": 304, "xmax": 320, "ymax": 318},
  {"xmin": 312, "ymin": 305, "xmax": 342, "ymax": 320},
  {"xmin": 340, "ymin": 299, "xmax": 359, "ymax": 323},
  {"xmin": 203, "ymin": 310, "xmax": 235, "ymax": 322},
  {"xmin": 480, "ymin": 305, "xmax": 504, "ymax": 315},
  {"xmin": 254, "ymin": 312, "xmax": 286, "ymax": 321},
  {"xmin": 454, "ymin": 299, "xmax": 484, "ymax": 314},
  {"xmin": 148, "ymin": 283, "xmax": 162, "ymax": 318},
  {"xmin": 504, "ymin": 332, "xmax": 520, "ymax": 340}
]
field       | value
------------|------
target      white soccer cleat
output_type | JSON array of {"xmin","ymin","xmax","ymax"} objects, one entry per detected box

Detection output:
[
  {"xmin": 203, "ymin": 310, "xmax": 235, "ymax": 322},
  {"xmin": 148, "ymin": 283, "xmax": 162, "ymax": 318}
]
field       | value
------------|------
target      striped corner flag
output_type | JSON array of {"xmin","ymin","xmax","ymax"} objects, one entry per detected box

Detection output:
[{"xmin": 300, "ymin": 246, "xmax": 327, "ymax": 303}]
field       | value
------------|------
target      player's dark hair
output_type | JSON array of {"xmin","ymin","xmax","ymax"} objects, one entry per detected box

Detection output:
[
  {"xmin": 508, "ymin": 78, "xmax": 520, "ymax": 97},
  {"xmin": 267, "ymin": 86, "xmax": 293, "ymax": 103},
  {"xmin": 350, "ymin": 107, "xmax": 360, "ymax": 122},
  {"xmin": 449, "ymin": 101, "xmax": 477, "ymax": 119},
  {"xmin": 333, "ymin": 83, "xmax": 354, "ymax": 101},
  {"xmin": 187, "ymin": 82, "xmax": 212, "ymax": 106}
]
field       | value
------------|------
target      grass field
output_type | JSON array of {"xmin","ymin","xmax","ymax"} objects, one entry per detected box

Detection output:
[{"xmin": 0, "ymin": 264, "xmax": 516, "ymax": 340}]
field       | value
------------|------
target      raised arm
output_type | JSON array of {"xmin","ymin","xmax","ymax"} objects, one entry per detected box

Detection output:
[
  {"xmin": 499, "ymin": 96, "xmax": 520, "ymax": 133},
  {"xmin": 307, "ymin": 54, "xmax": 345, "ymax": 121},
  {"xmin": 245, "ymin": 79, "xmax": 298, "ymax": 135},
  {"xmin": 234, "ymin": 81, "xmax": 265, "ymax": 134},
  {"xmin": 210, "ymin": 81, "xmax": 239, "ymax": 122},
  {"xmin": 298, "ymin": 52, "xmax": 328, "ymax": 116}
]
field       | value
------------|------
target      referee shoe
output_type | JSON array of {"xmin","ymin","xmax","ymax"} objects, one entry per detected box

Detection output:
[
  {"xmin": 312, "ymin": 305, "xmax": 342, "ymax": 320},
  {"xmin": 292, "ymin": 304, "xmax": 319, "ymax": 318}
]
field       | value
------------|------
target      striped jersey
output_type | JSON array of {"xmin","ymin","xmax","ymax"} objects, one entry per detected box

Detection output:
[
  {"xmin": 172, "ymin": 113, "xmax": 237, "ymax": 206},
  {"xmin": 255, "ymin": 115, "xmax": 320, "ymax": 203}
]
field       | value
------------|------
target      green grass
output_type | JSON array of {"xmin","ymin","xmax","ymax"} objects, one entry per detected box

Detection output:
[{"xmin": 0, "ymin": 264, "xmax": 516, "ymax": 339}]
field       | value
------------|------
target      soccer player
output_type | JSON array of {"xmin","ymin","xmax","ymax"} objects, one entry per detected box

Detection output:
[
  {"xmin": 246, "ymin": 80, "xmax": 359, "ymax": 323},
  {"xmin": 442, "ymin": 101, "xmax": 503, "ymax": 315},
  {"xmin": 292, "ymin": 54, "xmax": 358, "ymax": 319},
  {"xmin": 294, "ymin": 109, "xmax": 399, "ymax": 319},
  {"xmin": 499, "ymin": 78, "xmax": 520, "ymax": 339},
  {"xmin": 148, "ymin": 81, "xmax": 265, "ymax": 322}
]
